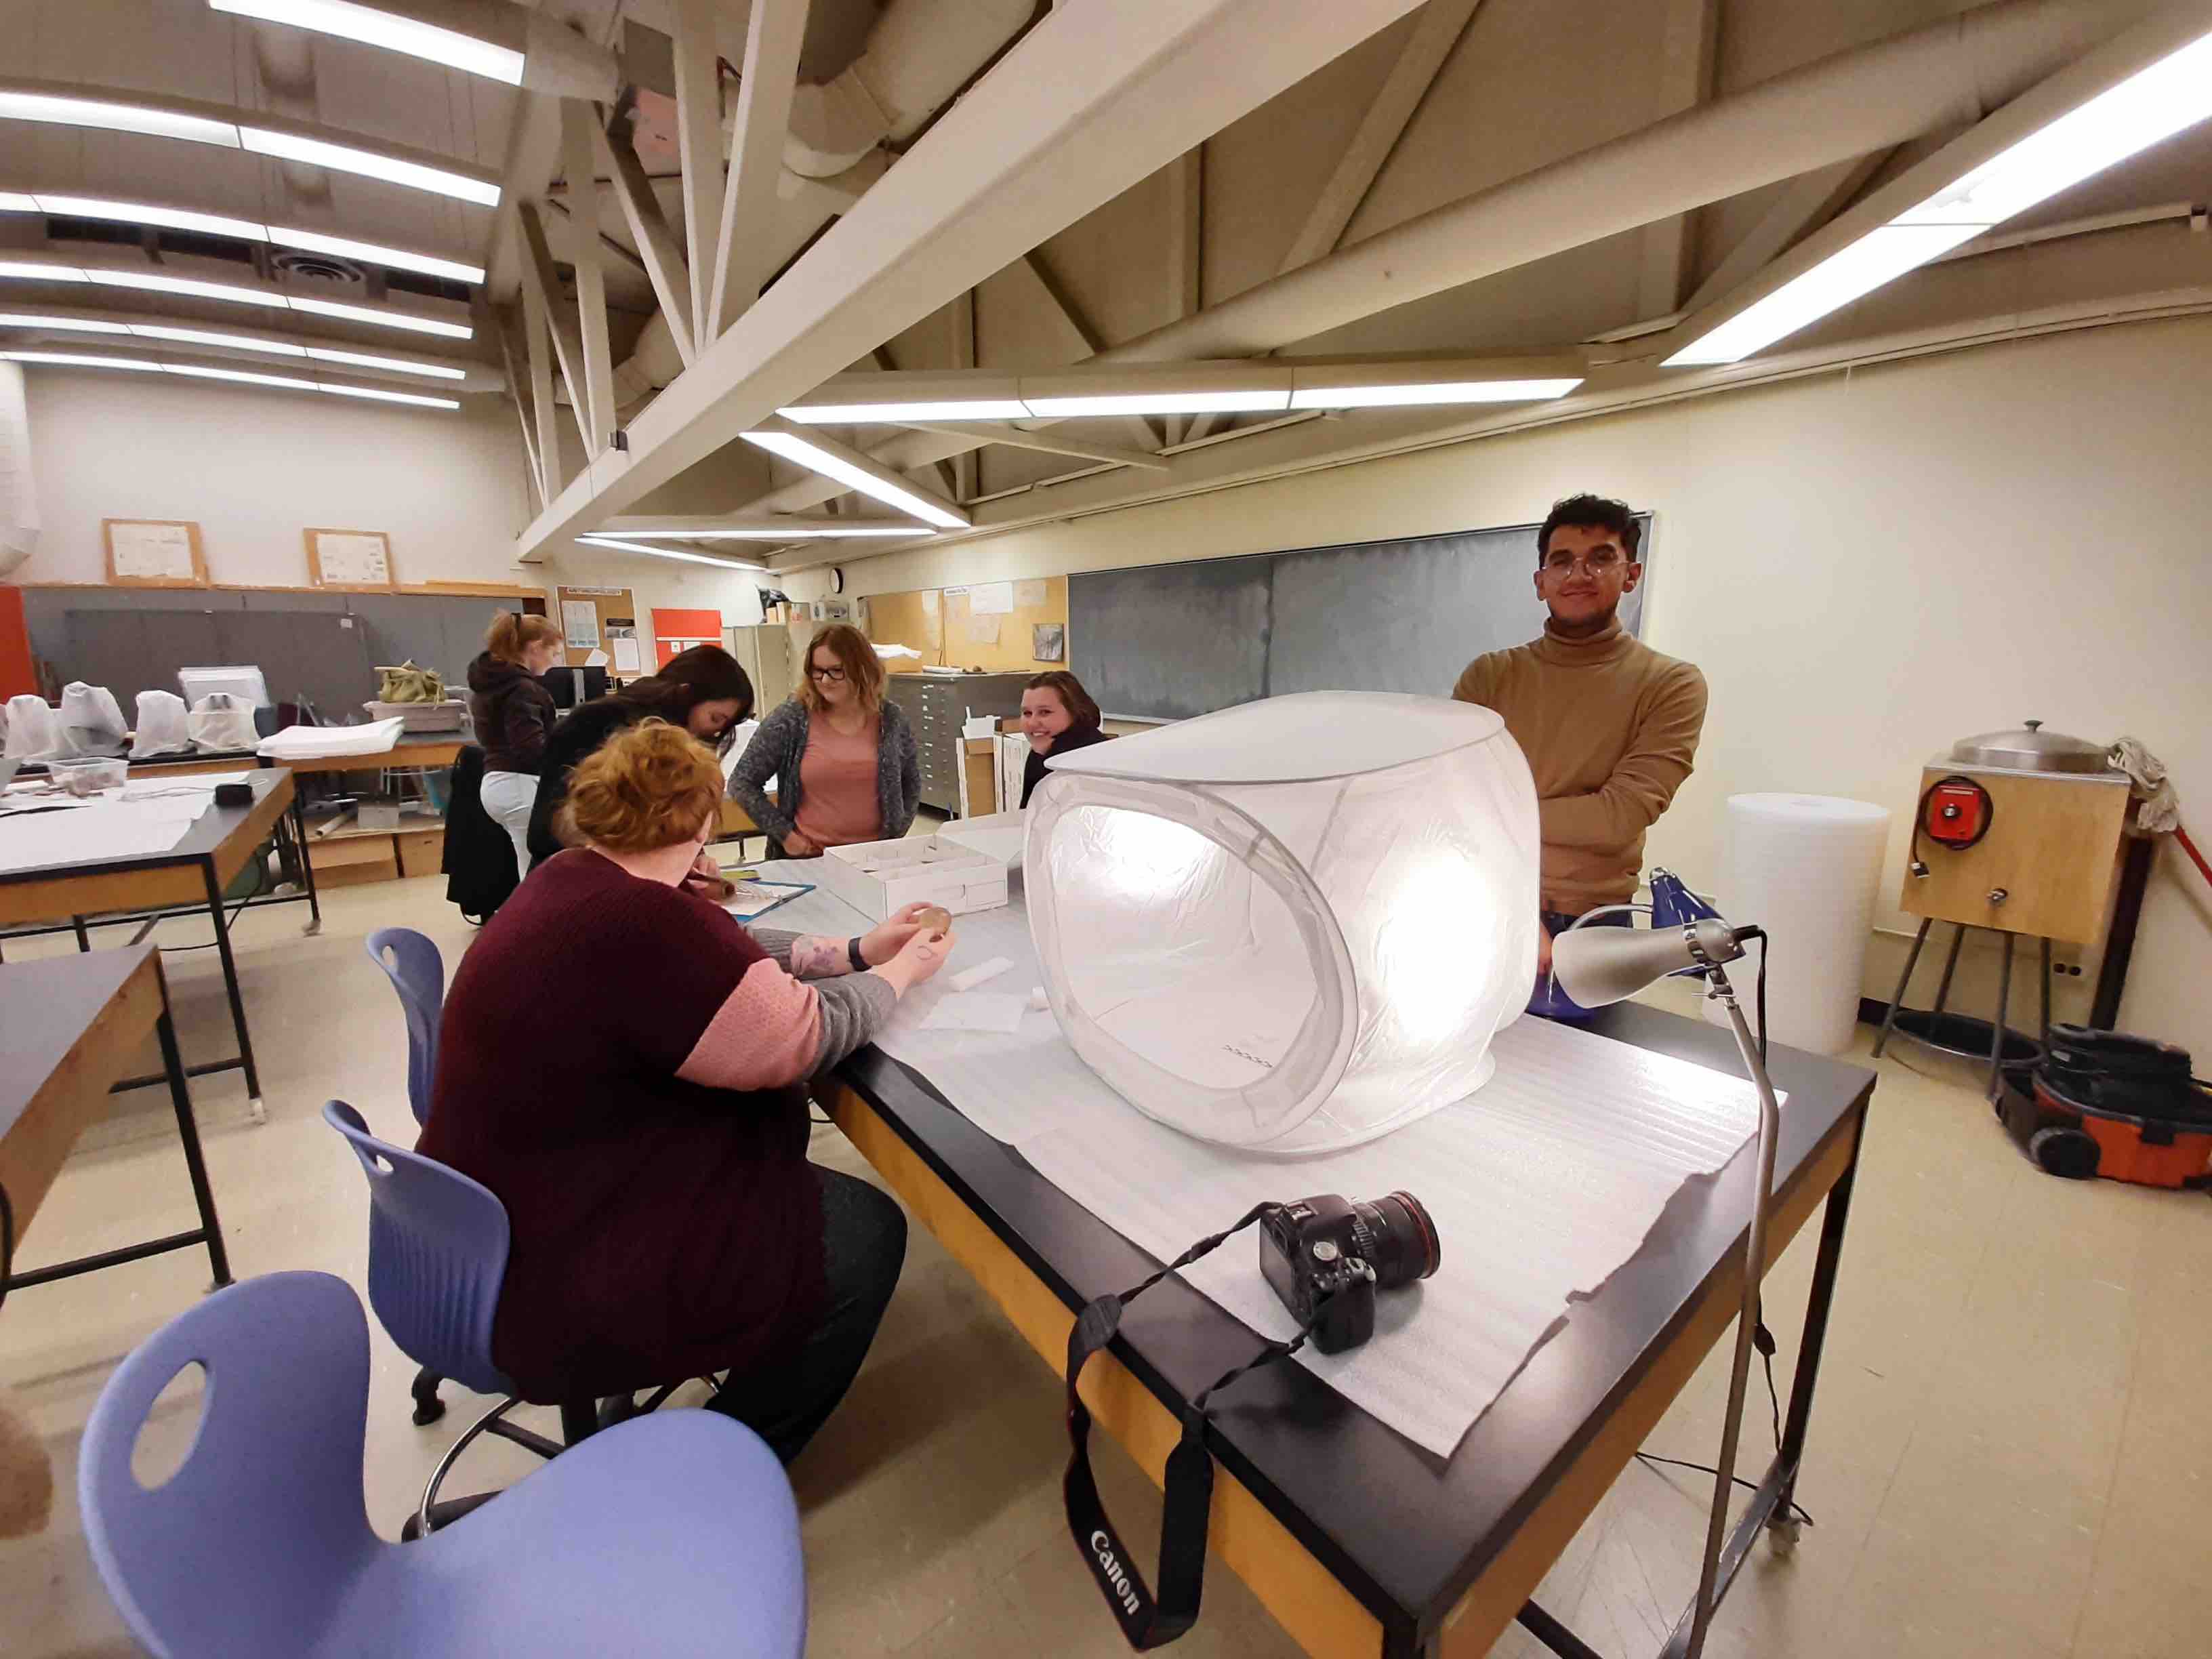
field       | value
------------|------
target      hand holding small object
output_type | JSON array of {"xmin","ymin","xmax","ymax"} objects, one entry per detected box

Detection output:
[
  {"xmin": 682, "ymin": 848, "xmax": 734, "ymax": 900},
  {"xmin": 878, "ymin": 924, "xmax": 954, "ymax": 994},
  {"xmin": 860, "ymin": 901, "xmax": 941, "ymax": 966}
]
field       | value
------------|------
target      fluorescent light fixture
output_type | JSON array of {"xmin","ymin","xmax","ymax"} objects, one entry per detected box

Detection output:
[
  {"xmin": 304, "ymin": 344, "xmax": 464, "ymax": 380},
  {"xmin": 209, "ymin": 0, "xmax": 527, "ymax": 83},
  {"xmin": 133, "ymin": 323, "xmax": 308, "ymax": 356},
  {"xmin": 2, "ymin": 350, "xmax": 161, "ymax": 370},
  {"xmin": 239, "ymin": 126, "xmax": 500, "ymax": 205},
  {"xmin": 0, "ymin": 89, "xmax": 239, "ymax": 148},
  {"xmin": 741, "ymin": 430, "xmax": 967, "ymax": 529},
  {"xmin": 1288, "ymin": 377, "xmax": 1583, "ymax": 409},
  {"xmin": 1668, "ymin": 25, "xmax": 2212, "ymax": 365},
  {"xmin": 289, "ymin": 294, "xmax": 472, "ymax": 337},
  {"xmin": 578, "ymin": 535, "xmax": 767, "ymax": 570},
  {"xmin": 1022, "ymin": 388, "xmax": 1290, "ymax": 417},
  {"xmin": 660, "ymin": 527, "xmax": 924, "ymax": 539},
  {"xmin": 165, "ymin": 363, "xmax": 320, "ymax": 390},
  {"xmin": 0, "ymin": 260, "xmax": 85, "ymax": 281},
  {"xmin": 268, "ymin": 226, "xmax": 483, "ymax": 283},
  {"xmin": 316, "ymin": 381, "xmax": 459, "ymax": 408},
  {"xmin": 35, "ymin": 194, "xmax": 266, "ymax": 241},
  {"xmin": 0, "ymin": 311, "xmax": 129, "ymax": 333},
  {"xmin": 776, "ymin": 398, "xmax": 1033, "ymax": 424},
  {"xmin": 84, "ymin": 268, "xmax": 288, "ymax": 308},
  {"xmin": 0, "ymin": 192, "xmax": 37, "ymax": 212},
  {"xmin": 1666, "ymin": 223, "xmax": 1986, "ymax": 365}
]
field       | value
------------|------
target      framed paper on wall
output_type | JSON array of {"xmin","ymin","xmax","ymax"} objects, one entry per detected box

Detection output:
[
  {"xmin": 305, "ymin": 527, "xmax": 397, "ymax": 590},
  {"xmin": 103, "ymin": 518, "xmax": 209, "ymax": 588}
]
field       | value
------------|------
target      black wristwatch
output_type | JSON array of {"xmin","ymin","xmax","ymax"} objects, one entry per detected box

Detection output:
[{"xmin": 848, "ymin": 935, "xmax": 868, "ymax": 973}]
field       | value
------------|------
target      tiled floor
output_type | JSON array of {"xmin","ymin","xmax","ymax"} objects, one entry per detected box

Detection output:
[{"xmin": 3, "ymin": 870, "xmax": 2206, "ymax": 1658}]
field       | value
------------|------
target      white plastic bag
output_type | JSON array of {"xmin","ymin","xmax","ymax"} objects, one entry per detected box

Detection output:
[
  {"xmin": 59, "ymin": 682, "xmax": 127, "ymax": 757},
  {"xmin": 131, "ymin": 690, "xmax": 194, "ymax": 759},
  {"xmin": 188, "ymin": 692, "xmax": 260, "ymax": 753},
  {"xmin": 3, "ymin": 693, "xmax": 63, "ymax": 762}
]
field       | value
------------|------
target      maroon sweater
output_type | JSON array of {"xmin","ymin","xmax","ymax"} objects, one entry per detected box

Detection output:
[{"xmin": 419, "ymin": 850, "xmax": 830, "ymax": 1399}]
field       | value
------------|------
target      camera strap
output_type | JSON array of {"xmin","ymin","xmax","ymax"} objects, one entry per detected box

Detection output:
[{"xmin": 1063, "ymin": 1203, "xmax": 1310, "ymax": 1650}]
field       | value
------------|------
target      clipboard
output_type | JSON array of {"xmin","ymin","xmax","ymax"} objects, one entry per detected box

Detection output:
[{"xmin": 722, "ymin": 879, "xmax": 813, "ymax": 924}]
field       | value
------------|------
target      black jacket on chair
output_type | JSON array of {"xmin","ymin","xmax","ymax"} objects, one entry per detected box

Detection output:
[{"xmin": 443, "ymin": 745, "xmax": 520, "ymax": 922}]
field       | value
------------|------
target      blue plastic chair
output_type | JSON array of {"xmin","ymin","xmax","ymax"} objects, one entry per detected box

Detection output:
[
  {"xmin": 364, "ymin": 928, "xmax": 444, "ymax": 1127},
  {"xmin": 79, "ymin": 1271, "xmax": 807, "ymax": 1659}
]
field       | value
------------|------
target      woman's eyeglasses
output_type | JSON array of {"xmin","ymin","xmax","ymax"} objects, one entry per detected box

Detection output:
[{"xmin": 806, "ymin": 663, "xmax": 848, "ymax": 682}]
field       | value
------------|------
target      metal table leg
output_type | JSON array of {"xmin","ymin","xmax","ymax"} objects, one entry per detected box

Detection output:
[
  {"xmin": 72, "ymin": 914, "xmax": 91, "ymax": 951},
  {"xmin": 200, "ymin": 857, "xmax": 266, "ymax": 1122},
  {"xmin": 155, "ymin": 989, "xmax": 232, "ymax": 1289},
  {"xmin": 1775, "ymin": 1111, "xmax": 1864, "ymax": 1520},
  {"xmin": 1872, "ymin": 918, "xmax": 1931, "ymax": 1059},
  {"xmin": 288, "ymin": 785, "xmax": 323, "ymax": 935},
  {"xmin": 1929, "ymin": 925, "xmax": 1966, "ymax": 1019},
  {"xmin": 2038, "ymin": 937, "xmax": 2052, "ymax": 1047},
  {"xmin": 1988, "ymin": 932, "xmax": 2015, "ymax": 1101}
]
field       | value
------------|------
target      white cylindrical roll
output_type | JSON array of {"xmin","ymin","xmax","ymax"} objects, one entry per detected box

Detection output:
[{"xmin": 1705, "ymin": 794, "xmax": 1891, "ymax": 1056}]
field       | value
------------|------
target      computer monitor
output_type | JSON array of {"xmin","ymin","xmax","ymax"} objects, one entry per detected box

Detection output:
[
  {"xmin": 539, "ymin": 665, "xmax": 609, "ymax": 710},
  {"xmin": 179, "ymin": 665, "xmax": 270, "ymax": 708}
]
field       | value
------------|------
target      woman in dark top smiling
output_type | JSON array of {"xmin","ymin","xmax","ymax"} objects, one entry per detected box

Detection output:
[{"xmin": 1018, "ymin": 670, "xmax": 1108, "ymax": 807}]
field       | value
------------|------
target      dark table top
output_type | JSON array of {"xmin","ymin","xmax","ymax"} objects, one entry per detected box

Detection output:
[
  {"xmin": 0, "ymin": 943, "xmax": 154, "ymax": 1143},
  {"xmin": 0, "ymin": 766, "xmax": 285, "ymax": 884},
  {"xmin": 835, "ymin": 1000, "xmax": 1876, "ymax": 1646}
]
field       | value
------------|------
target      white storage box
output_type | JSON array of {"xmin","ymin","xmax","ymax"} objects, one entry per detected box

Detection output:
[
  {"xmin": 937, "ymin": 810, "xmax": 1025, "ymax": 869},
  {"xmin": 363, "ymin": 697, "xmax": 470, "ymax": 733},
  {"xmin": 817, "ymin": 834, "xmax": 1010, "ymax": 921}
]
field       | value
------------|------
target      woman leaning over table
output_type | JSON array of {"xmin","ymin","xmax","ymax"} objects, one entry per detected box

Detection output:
[
  {"xmin": 728, "ymin": 623, "xmax": 920, "ymax": 858},
  {"xmin": 421, "ymin": 720, "xmax": 954, "ymax": 1461}
]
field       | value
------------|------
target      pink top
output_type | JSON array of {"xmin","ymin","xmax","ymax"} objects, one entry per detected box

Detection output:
[{"xmin": 793, "ymin": 712, "xmax": 883, "ymax": 848}]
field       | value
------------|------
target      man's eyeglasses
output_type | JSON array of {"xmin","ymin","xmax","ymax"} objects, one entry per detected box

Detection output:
[
  {"xmin": 806, "ymin": 663, "xmax": 848, "ymax": 682},
  {"xmin": 1541, "ymin": 549, "xmax": 1627, "ymax": 576}
]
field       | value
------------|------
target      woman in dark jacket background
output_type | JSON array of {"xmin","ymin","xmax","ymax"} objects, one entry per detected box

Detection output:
[
  {"xmin": 468, "ymin": 611, "xmax": 562, "ymax": 878},
  {"xmin": 525, "ymin": 643, "xmax": 754, "ymax": 868},
  {"xmin": 1018, "ymin": 670, "xmax": 1108, "ymax": 807}
]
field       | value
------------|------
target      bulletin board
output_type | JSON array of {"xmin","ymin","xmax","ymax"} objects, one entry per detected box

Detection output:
[
  {"xmin": 554, "ymin": 584, "xmax": 640, "ymax": 670},
  {"xmin": 869, "ymin": 577, "xmax": 1068, "ymax": 673},
  {"xmin": 304, "ymin": 527, "xmax": 397, "ymax": 590},
  {"xmin": 103, "ymin": 518, "xmax": 209, "ymax": 588}
]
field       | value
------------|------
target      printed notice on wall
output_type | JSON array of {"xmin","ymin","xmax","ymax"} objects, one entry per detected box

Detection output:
[
  {"xmin": 1014, "ymin": 579, "xmax": 1048, "ymax": 609},
  {"xmin": 606, "ymin": 622, "xmax": 642, "ymax": 673},
  {"xmin": 310, "ymin": 530, "xmax": 392, "ymax": 586},
  {"xmin": 970, "ymin": 581, "xmax": 1015, "ymax": 615},
  {"xmin": 561, "ymin": 600, "xmax": 601, "ymax": 651},
  {"xmin": 109, "ymin": 521, "xmax": 197, "ymax": 581}
]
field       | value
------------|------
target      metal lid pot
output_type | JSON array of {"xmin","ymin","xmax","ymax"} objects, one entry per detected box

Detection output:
[{"xmin": 1949, "ymin": 719, "xmax": 2112, "ymax": 774}]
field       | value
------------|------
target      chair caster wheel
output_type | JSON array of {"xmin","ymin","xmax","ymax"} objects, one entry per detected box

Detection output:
[{"xmin": 1767, "ymin": 1515, "xmax": 1802, "ymax": 1554}]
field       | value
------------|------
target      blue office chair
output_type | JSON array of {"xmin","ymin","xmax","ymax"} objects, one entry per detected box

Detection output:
[
  {"xmin": 364, "ymin": 927, "xmax": 444, "ymax": 1127},
  {"xmin": 79, "ymin": 1271, "xmax": 807, "ymax": 1659},
  {"xmin": 324, "ymin": 1099, "xmax": 599, "ymax": 1530}
]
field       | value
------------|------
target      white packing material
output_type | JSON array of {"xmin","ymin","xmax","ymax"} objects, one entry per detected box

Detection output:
[
  {"xmin": 1027, "ymin": 692, "xmax": 1539, "ymax": 1155},
  {"xmin": 949, "ymin": 956, "xmax": 1014, "ymax": 992},
  {"xmin": 1704, "ymin": 794, "xmax": 1889, "ymax": 1056},
  {"xmin": 3, "ymin": 695, "xmax": 62, "ymax": 762},
  {"xmin": 58, "ymin": 683, "xmax": 128, "ymax": 757},
  {"xmin": 131, "ymin": 690, "xmax": 193, "ymax": 759},
  {"xmin": 257, "ymin": 716, "xmax": 405, "ymax": 761},
  {"xmin": 188, "ymin": 693, "xmax": 260, "ymax": 753},
  {"xmin": 0, "ymin": 775, "xmax": 251, "ymax": 870}
]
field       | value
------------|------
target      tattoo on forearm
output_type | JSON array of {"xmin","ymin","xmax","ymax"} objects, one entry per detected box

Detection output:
[{"xmin": 789, "ymin": 935, "xmax": 849, "ymax": 977}]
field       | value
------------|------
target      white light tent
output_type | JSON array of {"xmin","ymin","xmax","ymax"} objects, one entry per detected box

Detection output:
[{"xmin": 1025, "ymin": 691, "xmax": 1540, "ymax": 1155}]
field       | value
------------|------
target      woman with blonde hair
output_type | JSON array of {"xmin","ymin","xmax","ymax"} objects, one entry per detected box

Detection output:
[
  {"xmin": 422, "ymin": 719, "xmax": 953, "ymax": 1461},
  {"xmin": 728, "ymin": 622, "xmax": 920, "ymax": 857},
  {"xmin": 467, "ymin": 609, "xmax": 562, "ymax": 877}
]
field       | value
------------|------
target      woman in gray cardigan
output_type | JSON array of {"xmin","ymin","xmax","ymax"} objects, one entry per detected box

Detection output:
[{"xmin": 729, "ymin": 623, "xmax": 920, "ymax": 855}]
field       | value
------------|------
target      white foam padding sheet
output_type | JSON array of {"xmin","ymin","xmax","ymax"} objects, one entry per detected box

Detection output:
[{"xmin": 767, "ymin": 882, "xmax": 1767, "ymax": 1457}]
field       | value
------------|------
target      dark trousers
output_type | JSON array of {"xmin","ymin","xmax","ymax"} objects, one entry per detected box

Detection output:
[{"xmin": 708, "ymin": 1166, "xmax": 907, "ymax": 1465}]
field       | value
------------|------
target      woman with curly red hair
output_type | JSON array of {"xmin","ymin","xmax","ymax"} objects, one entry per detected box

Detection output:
[{"xmin": 422, "ymin": 720, "xmax": 954, "ymax": 1461}]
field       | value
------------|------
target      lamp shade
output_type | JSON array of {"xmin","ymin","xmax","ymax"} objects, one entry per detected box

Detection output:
[
  {"xmin": 1024, "ymin": 692, "xmax": 1539, "ymax": 1155},
  {"xmin": 1551, "ymin": 918, "xmax": 1750, "ymax": 1009}
]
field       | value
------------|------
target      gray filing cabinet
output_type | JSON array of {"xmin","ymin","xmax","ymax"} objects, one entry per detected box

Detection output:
[{"xmin": 888, "ymin": 672, "xmax": 1028, "ymax": 815}]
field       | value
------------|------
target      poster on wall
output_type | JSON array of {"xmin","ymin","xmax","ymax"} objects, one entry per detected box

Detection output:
[
  {"xmin": 561, "ymin": 600, "xmax": 601, "ymax": 651},
  {"xmin": 305, "ymin": 527, "xmax": 396, "ymax": 588},
  {"xmin": 1033, "ymin": 622, "xmax": 1065, "ymax": 662},
  {"xmin": 606, "ymin": 621, "xmax": 641, "ymax": 673},
  {"xmin": 104, "ymin": 518, "xmax": 207, "ymax": 587}
]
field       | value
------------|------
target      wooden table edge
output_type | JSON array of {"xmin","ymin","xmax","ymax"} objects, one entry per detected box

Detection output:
[{"xmin": 0, "ymin": 946, "xmax": 164, "ymax": 1237}]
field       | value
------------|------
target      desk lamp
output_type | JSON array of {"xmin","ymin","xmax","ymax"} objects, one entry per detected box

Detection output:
[{"xmin": 1549, "ymin": 916, "xmax": 1777, "ymax": 1659}]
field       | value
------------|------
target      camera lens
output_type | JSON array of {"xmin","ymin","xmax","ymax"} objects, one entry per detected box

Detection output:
[{"xmin": 1355, "ymin": 1191, "xmax": 1440, "ymax": 1288}]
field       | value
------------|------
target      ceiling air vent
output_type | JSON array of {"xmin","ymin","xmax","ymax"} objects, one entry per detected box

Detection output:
[{"xmin": 271, "ymin": 249, "xmax": 365, "ymax": 288}]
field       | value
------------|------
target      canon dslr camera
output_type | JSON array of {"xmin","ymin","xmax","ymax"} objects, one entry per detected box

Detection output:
[{"xmin": 1258, "ymin": 1191, "xmax": 1440, "ymax": 1353}]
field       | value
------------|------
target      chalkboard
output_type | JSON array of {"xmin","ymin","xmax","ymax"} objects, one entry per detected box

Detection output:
[
  {"xmin": 25, "ymin": 588, "xmax": 520, "ymax": 720},
  {"xmin": 1069, "ymin": 555, "xmax": 1270, "ymax": 722},
  {"xmin": 1069, "ymin": 516, "xmax": 1652, "ymax": 720}
]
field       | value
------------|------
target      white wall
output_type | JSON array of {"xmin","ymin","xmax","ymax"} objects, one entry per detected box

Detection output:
[
  {"xmin": 830, "ymin": 316, "xmax": 2212, "ymax": 1054},
  {"xmin": 17, "ymin": 367, "xmax": 533, "ymax": 589}
]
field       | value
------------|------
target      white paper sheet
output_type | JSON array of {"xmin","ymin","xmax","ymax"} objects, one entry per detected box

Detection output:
[
  {"xmin": 761, "ymin": 876, "xmax": 1767, "ymax": 1456},
  {"xmin": 0, "ymin": 775, "xmax": 247, "ymax": 872},
  {"xmin": 920, "ymin": 991, "xmax": 1029, "ymax": 1034},
  {"xmin": 258, "ymin": 718, "xmax": 405, "ymax": 760},
  {"xmin": 1014, "ymin": 579, "xmax": 1048, "ymax": 609},
  {"xmin": 970, "ymin": 581, "xmax": 1015, "ymax": 615},
  {"xmin": 561, "ymin": 600, "xmax": 600, "ymax": 651},
  {"xmin": 949, "ymin": 956, "xmax": 1014, "ymax": 991},
  {"xmin": 611, "ymin": 638, "xmax": 642, "ymax": 672}
]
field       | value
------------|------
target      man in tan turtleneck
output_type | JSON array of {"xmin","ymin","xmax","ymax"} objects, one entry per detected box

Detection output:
[{"xmin": 1452, "ymin": 494, "xmax": 1707, "ymax": 977}]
